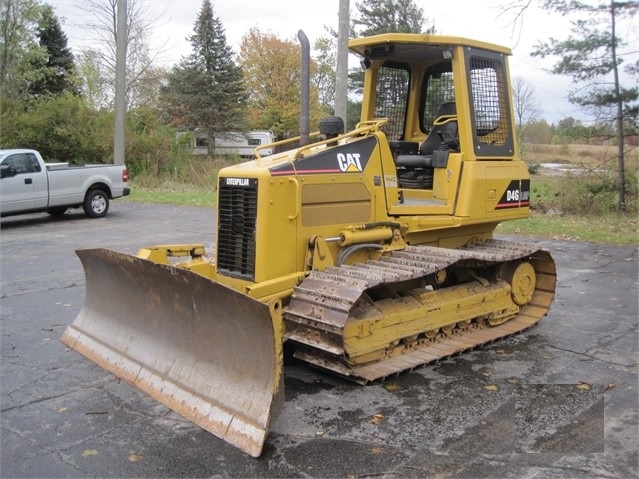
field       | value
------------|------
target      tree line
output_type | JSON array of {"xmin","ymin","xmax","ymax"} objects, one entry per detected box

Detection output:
[
  {"xmin": 1, "ymin": 0, "xmax": 636, "ymax": 209},
  {"xmin": 2, "ymin": 0, "xmax": 429, "ymax": 169}
]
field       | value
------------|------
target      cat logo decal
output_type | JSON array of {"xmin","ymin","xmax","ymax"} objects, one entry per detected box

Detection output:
[{"xmin": 337, "ymin": 153, "xmax": 363, "ymax": 172}]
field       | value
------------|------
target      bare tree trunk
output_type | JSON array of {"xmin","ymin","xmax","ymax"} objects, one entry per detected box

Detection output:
[
  {"xmin": 207, "ymin": 131, "xmax": 215, "ymax": 158},
  {"xmin": 76, "ymin": 0, "xmax": 165, "ymax": 109},
  {"xmin": 610, "ymin": 0, "xmax": 626, "ymax": 212}
]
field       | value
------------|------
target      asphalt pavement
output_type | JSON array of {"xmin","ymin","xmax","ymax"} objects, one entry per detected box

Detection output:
[{"xmin": 1, "ymin": 202, "xmax": 637, "ymax": 478}]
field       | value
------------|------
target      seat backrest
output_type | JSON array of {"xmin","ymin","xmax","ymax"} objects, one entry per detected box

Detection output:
[
  {"xmin": 419, "ymin": 102, "xmax": 457, "ymax": 156},
  {"xmin": 434, "ymin": 101, "xmax": 456, "ymax": 118}
]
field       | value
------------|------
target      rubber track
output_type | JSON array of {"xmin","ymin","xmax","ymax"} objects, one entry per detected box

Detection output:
[{"xmin": 284, "ymin": 239, "xmax": 556, "ymax": 383}]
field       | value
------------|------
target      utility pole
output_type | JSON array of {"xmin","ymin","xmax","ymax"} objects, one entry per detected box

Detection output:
[
  {"xmin": 334, "ymin": 0, "xmax": 349, "ymax": 124},
  {"xmin": 113, "ymin": 0, "xmax": 127, "ymax": 165}
]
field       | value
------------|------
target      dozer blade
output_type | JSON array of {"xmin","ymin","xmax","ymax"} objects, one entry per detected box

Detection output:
[{"xmin": 62, "ymin": 248, "xmax": 284, "ymax": 457}]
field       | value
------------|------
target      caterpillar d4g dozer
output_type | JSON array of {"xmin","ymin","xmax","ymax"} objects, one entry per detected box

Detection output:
[{"xmin": 62, "ymin": 33, "xmax": 556, "ymax": 457}]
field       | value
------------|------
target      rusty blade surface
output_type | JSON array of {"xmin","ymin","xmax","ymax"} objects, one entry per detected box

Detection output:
[{"xmin": 61, "ymin": 248, "xmax": 283, "ymax": 457}]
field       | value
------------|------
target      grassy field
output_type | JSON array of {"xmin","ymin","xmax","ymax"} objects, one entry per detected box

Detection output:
[
  {"xmin": 125, "ymin": 180, "xmax": 217, "ymax": 207},
  {"xmin": 125, "ymin": 143, "xmax": 638, "ymax": 246},
  {"xmin": 496, "ymin": 212, "xmax": 637, "ymax": 245}
]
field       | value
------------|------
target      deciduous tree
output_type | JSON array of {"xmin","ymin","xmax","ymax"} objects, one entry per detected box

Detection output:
[
  {"xmin": 76, "ymin": 0, "xmax": 166, "ymax": 108},
  {"xmin": 512, "ymin": 76, "xmax": 542, "ymax": 157},
  {"xmin": 238, "ymin": 27, "xmax": 328, "ymax": 139},
  {"xmin": 522, "ymin": 118, "xmax": 553, "ymax": 144},
  {"xmin": 313, "ymin": 35, "xmax": 337, "ymax": 110},
  {"xmin": 0, "ymin": 0, "xmax": 46, "ymax": 100},
  {"xmin": 1, "ymin": 92, "xmax": 112, "ymax": 163}
]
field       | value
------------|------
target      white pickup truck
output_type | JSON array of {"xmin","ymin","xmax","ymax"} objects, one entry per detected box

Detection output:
[{"xmin": 0, "ymin": 149, "xmax": 130, "ymax": 219}]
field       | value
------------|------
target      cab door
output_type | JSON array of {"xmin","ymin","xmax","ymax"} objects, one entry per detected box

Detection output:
[{"xmin": 0, "ymin": 152, "xmax": 48, "ymax": 214}]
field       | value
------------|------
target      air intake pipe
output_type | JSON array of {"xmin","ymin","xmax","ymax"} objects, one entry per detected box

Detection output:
[{"xmin": 298, "ymin": 30, "xmax": 310, "ymax": 146}]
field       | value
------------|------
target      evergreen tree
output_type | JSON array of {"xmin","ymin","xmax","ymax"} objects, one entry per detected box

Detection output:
[
  {"xmin": 161, "ymin": 0, "xmax": 246, "ymax": 156},
  {"xmin": 532, "ymin": 0, "xmax": 638, "ymax": 212},
  {"xmin": 28, "ymin": 5, "xmax": 77, "ymax": 97},
  {"xmin": 351, "ymin": 0, "xmax": 435, "ymax": 37},
  {"xmin": 348, "ymin": 0, "xmax": 435, "ymax": 95}
]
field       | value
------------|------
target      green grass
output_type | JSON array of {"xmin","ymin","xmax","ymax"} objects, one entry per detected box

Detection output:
[
  {"xmin": 508, "ymin": 172, "xmax": 638, "ymax": 245},
  {"xmin": 497, "ymin": 212, "xmax": 638, "ymax": 245},
  {"xmin": 123, "ymin": 180, "xmax": 216, "ymax": 207}
]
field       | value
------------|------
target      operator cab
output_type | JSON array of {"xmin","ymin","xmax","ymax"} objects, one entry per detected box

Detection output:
[{"xmin": 350, "ymin": 34, "xmax": 516, "ymax": 199}]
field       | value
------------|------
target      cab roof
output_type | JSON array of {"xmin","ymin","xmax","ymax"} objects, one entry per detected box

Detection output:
[{"xmin": 348, "ymin": 33, "xmax": 511, "ymax": 64}]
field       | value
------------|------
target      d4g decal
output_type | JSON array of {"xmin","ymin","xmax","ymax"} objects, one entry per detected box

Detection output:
[{"xmin": 495, "ymin": 179, "xmax": 530, "ymax": 209}]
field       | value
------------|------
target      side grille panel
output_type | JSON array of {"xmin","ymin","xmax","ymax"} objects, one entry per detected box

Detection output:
[{"xmin": 217, "ymin": 178, "xmax": 258, "ymax": 280}]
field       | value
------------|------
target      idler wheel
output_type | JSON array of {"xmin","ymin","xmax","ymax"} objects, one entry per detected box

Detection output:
[{"xmin": 498, "ymin": 261, "xmax": 536, "ymax": 306}]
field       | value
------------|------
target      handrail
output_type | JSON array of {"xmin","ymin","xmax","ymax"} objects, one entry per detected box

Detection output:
[
  {"xmin": 287, "ymin": 177, "xmax": 300, "ymax": 220},
  {"xmin": 293, "ymin": 118, "xmax": 388, "ymax": 161},
  {"xmin": 254, "ymin": 133, "xmax": 322, "ymax": 160},
  {"xmin": 254, "ymin": 118, "xmax": 389, "ymax": 162},
  {"xmin": 354, "ymin": 118, "xmax": 389, "ymax": 130}
]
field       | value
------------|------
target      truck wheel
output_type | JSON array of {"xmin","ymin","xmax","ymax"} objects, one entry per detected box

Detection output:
[{"xmin": 83, "ymin": 189, "xmax": 109, "ymax": 218}]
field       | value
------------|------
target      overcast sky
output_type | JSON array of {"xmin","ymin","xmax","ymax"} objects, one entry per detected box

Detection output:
[{"xmin": 47, "ymin": 0, "xmax": 638, "ymax": 124}]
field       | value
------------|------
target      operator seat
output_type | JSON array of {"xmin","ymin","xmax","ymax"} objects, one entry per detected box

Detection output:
[
  {"xmin": 394, "ymin": 101, "xmax": 459, "ymax": 189},
  {"xmin": 419, "ymin": 102, "xmax": 458, "ymax": 155}
]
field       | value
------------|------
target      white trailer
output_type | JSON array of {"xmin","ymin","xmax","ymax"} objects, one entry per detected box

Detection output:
[{"xmin": 190, "ymin": 131, "xmax": 275, "ymax": 157}]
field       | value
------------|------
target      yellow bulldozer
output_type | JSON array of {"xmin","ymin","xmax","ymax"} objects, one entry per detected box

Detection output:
[{"xmin": 62, "ymin": 33, "xmax": 556, "ymax": 457}]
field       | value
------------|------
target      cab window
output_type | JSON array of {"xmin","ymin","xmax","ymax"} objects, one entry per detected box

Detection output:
[
  {"xmin": 1, "ymin": 153, "xmax": 41, "ymax": 178},
  {"xmin": 374, "ymin": 61, "xmax": 411, "ymax": 141}
]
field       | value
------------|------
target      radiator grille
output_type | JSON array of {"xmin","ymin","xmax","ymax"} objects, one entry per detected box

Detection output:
[{"xmin": 217, "ymin": 177, "xmax": 258, "ymax": 280}]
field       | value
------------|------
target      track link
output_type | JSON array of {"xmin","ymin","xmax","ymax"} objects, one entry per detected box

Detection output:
[{"xmin": 284, "ymin": 239, "xmax": 556, "ymax": 383}]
